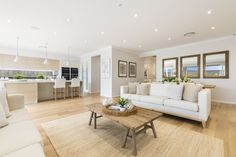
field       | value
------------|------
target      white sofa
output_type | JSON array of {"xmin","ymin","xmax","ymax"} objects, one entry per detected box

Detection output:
[
  {"xmin": 0, "ymin": 94, "xmax": 45, "ymax": 157},
  {"xmin": 120, "ymin": 83, "xmax": 211, "ymax": 127}
]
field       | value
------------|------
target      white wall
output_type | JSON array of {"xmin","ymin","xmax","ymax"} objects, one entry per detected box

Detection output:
[
  {"xmin": 80, "ymin": 46, "xmax": 144, "ymax": 97},
  {"xmin": 80, "ymin": 46, "xmax": 113, "ymax": 97},
  {"xmin": 0, "ymin": 54, "xmax": 60, "ymax": 71},
  {"xmin": 60, "ymin": 59, "xmax": 80, "ymax": 68},
  {"xmin": 112, "ymin": 48, "xmax": 144, "ymax": 97},
  {"xmin": 91, "ymin": 56, "xmax": 101, "ymax": 93},
  {"xmin": 141, "ymin": 36, "xmax": 236, "ymax": 104}
]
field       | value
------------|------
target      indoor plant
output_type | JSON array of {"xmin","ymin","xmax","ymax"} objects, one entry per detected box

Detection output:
[
  {"xmin": 162, "ymin": 77, "xmax": 179, "ymax": 84},
  {"xmin": 36, "ymin": 73, "xmax": 45, "ymax": 79},
  {"xmin": 182, "ymin": 76, "xmax": 191, "ymax": 83},
  {"xmin": 13, "ymin": 73, "xmax": 25, "ymax": 79},
  {"xmin": 118, "ymin": 97, "xmax": 128, "ymax": 108}
]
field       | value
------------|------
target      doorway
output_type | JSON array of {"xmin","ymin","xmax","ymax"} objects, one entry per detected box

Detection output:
[{"xmin": 91, "ymin": 55, "xmax": 101, "ymax": 94}]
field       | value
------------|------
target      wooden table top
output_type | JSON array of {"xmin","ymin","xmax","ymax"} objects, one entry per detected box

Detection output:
[{"xmin": 87, "ymin": 103, "xmax": 163, "ymax": 130}]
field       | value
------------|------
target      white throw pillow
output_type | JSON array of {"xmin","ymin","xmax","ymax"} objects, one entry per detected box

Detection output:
[
  {"xmin": 167, "ymin": 84, "xmax": 184, "ymax": 100},
  {"xmin": 150, "ymin": 83, "xmax": 169, "ymax": 97},
  {"xmin": 0, "ymin": 88, "xmax": 11, "ymax": 117},
  {"xmin": 183, "ymin": 84, "xmax": 202, "ymax": 102},
  {"xmin": 0, "ymin": 103, "xmax": 8, "ymax": 128},
  {"xmin": 136, "ymin": 84, "xmax": 150, "ymax": 95},
  {"xmin": 128, "ymin": 82, "xmax": 139, "ymax": 94}
]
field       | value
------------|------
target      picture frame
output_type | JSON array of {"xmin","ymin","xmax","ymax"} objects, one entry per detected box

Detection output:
[
  {"xmin": 162, "ymin": 57, "xmax": 178, "ymax": 78},
  {"xmin": 129, "ymin": 62, "xmax": 137, "ymax": 78},
  {"xmin": 180, "ymin": 54, "xmax": 201, "ymax": 79},
  {"xmin": 118, "ymin": 60, "xmax": 127, "ymax": 77},
  {"xmin": 203, "ymin": 51, "xmax": 229, "ymax": 79}
]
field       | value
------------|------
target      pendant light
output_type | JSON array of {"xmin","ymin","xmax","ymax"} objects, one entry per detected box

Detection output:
[
  {"xmin": 66, "ymin": 47, "xmax": 70, "ymax": 66},
  {"xmin": 39, "ymin": 44, "xmax": 48, "ymax": 64},
  {"xmin": 14, "ymin": 37, "xmax": 19, "ymax": 62},
  {"xmin": 43, "ymin": 45, "xmax": 48, "ymax": 64}
]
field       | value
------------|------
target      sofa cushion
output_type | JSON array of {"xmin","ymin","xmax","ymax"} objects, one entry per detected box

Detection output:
[
  {"xmin": 150, "ymin": 83, "xmax": 169, "ymax": 97},
  {"xmin": 0, "ymin": 121, "xmax": 42, "ymax": 156},
  {"xmin": 128, "ymin": 82, "xmax": 139, "ymax": 94},
  {"xmin": 3, "ymin": 144, "xmax": 45, "ymax": 157},
  {"xmin": 167, "ymin": 84, "xmax": 184, "ymax": 100},
  {"xmin": 136, "ymin": 84, "xmax": 150, "ymax": 95},
  {"xmin": 130, "ymin": 94, "xmax": 141, "ymax": 101},
  {"xmin": 7, "ymin": 109, "xmax": 30, "ymax": 124},
  {"xmin": 0, "ymin": 104, "xmax": 8, "ymax": 128},
  {"xmin": 164, "ymin": 99, "xmax": 198, "ymax": 112},
  {"xmin": 140, "ymin": 95, "xmax": 167, "ymax": 105},
  {"xmin": 121, "ymin": 94, "xmax": 131, "ymax": 99},
  {"xmin": 132, "ymin": 100, "xmax": 165, "ymax": 112},
  {"xmin": 183, "ymin": 84, "xmax": 202, "ymax": 102},
  {"xmin": 0, "ymin": 88, "xmax": 11, "ymax": 117}
]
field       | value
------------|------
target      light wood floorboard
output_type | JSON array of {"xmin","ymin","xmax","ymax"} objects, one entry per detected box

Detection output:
[{"xmin": 26, "ymin": 94, "xmax": 236, "ymax": 157}]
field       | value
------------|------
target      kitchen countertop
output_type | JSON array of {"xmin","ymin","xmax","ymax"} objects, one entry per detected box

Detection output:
[
  {"xmin": 3, "ymin": 79, "xmax": 84, "ymax": 104},
  {"xmin": 1, "ymin": 79, "xmax": 78, "ymax": 84}
]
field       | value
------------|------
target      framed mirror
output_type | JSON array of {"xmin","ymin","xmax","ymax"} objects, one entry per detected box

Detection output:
[
  {"xmin": 203, "ymin": 51, "xmax": 229, "ymax": 79},
  {"xmin": 180, "ymin": 54, "xmax": 200, "ymax": 79},
  {"xmin": 162, "ymin": 57, "xmax": 178, "ymax": 78}
]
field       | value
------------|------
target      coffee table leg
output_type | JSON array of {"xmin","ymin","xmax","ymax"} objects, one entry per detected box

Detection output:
[
  {"xmin": 94, "ymin": 112, "xmax": 97, "ymax": 129},
  {"xmin": 144, "ymin": 124, "xmax": 148, "ymax": 134},
  {"xmin": 122, "ymin": 128, "xmax": 130, "ymax": 148},
  {"xmin": 131, "ymin": 129, "xmax": 137, "ymax": 156},
  {"xmin": 89, "ymin": 112, "xmax": 94, "ymax": 126},
  {"xmin": 150, "ymin": 121, "xmax": 157, "ymax": 138}
]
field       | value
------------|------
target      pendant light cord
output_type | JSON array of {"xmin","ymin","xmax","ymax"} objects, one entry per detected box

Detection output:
[
  {"xmin": 67, "ymin": 47, "xmax": 70, "ymax": 62},
  {"xmin": 45, "ymin": 46, "xmax": 48, "ymax": 59},
  {"xmin": 16, "ymin": 37, "xmax": 19, "ymax": 56}
]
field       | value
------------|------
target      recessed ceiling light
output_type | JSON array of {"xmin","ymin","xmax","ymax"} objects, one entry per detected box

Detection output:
[
  {"xmin": 53, "ymin": 32, "xmax": 57, "ymax": 35},
  {"xmin": 138, "ymin": 45, "xmax": 142, "ymax": 48},
  {"xmin": 134, "ymin": 13, "xmax": 138, "ymax": 18},
  {"xmin": 123, "ymin": 40, "xmax": 126, "ymax": 43},
  {"xmin": 207, "ymin": 10, "xmax": 212, "ymax": 14},
  {"xmin": 118, "ymin": 3, "xmax": 123, "ymax": 7},
  {"xmin": 168, "ymin": 37, "xmax": 172, "ymax": 41},
  {"xmin": 154, "ymin": 28, "xmax": 159, "ymax": 32},
  {"xmin": 30, "ymin": 26, "xmax": 40, "ymax": 30},
  {"xmin": 100, "ymin": 31, "xmax": 105, "ymax": 35},
  {"xmin": 39, "ymin": 45, "xmax": 47, "ymax": 48},
  {"xmin": 7, "ymin": 19, "xmax": 11, "ymax": 23},
  {"xmin": 211, "ymin": 26, "xmax": 215, "ymax": 30},
  {"xmin": 66, "ymin": 18, "xmax": 70, "ymax": 22}
]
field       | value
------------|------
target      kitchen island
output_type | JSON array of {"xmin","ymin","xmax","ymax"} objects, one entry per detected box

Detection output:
[{"xmin": 3, "ymin": 80, "xmax": 83, "ymax": 104}]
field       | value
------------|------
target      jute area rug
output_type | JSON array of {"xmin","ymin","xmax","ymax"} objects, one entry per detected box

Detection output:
[{"xmin": 42, "ymin": 112, "xmax": 224, "ymax": 157}]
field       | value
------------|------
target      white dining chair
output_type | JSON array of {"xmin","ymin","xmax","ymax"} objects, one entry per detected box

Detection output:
[
  {"xmin": 53, "ymin": 78, "xmax": 66, "ymax": 100},
  {"xmin": 69, "ymin": 78, "xmax": 80, "ymax": 98}
]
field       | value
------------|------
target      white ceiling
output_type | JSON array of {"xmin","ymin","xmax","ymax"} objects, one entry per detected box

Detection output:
[{"xmin": 0, "ymin": 0, "xmax": 235, "ymax": 59}]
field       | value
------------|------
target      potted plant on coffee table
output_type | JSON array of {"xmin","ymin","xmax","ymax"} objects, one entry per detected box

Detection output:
[{"xmin": 118, "ymin": 97, "xmax": 128, "ymax": 108}]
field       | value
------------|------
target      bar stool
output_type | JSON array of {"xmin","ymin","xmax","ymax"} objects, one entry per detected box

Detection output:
[
  {"xmin": 69, "ymin": 78, "xmax": 80, "ymax": 98},
  {"xmin": 53, "ymin": 78, "xmax": 66, "ymax": 100}
]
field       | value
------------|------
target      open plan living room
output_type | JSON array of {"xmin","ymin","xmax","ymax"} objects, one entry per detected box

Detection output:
[{"xmin": 0, "ymin": 0, "xmax": 236, "ymax": 157}]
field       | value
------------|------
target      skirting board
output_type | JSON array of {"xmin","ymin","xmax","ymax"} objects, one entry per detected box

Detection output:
[
  {"xmin": 89, "ymin": 91, "xmax": 100, "ymax": 94},
  {"xmin": 212, "ymin": 99, "xmax": 236, "ymax": 105}
]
